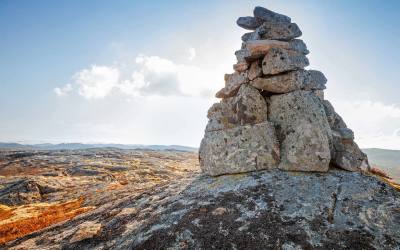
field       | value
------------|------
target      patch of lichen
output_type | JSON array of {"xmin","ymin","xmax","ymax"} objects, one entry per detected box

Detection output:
[{"xmin": 0, "ymin": 197, "xmax": 94, "ymax": 245}]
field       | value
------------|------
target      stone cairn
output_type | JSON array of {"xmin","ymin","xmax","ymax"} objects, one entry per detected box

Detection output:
[{"xmin": 199, "ymin": 6, "xmax": 369, "ymax": 176}]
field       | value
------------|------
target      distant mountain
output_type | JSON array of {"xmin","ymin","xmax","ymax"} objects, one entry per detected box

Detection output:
[
  {"xmin": 362, "ymin": 148, "xmax": 400, "ymax": 183},
  {"xmin": 0, "ymin": 142, "xmax": 198, "ymax": 152}
]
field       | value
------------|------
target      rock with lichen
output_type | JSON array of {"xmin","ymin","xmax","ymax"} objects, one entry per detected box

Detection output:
[{"xmin": 200, "ymin": 6, "xmax": 370, "ymax": 175}]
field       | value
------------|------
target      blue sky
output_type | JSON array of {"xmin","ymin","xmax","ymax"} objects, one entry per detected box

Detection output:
[{"xmin": 0, "ymin": 0, "xmax": 399, "ymax": 149}]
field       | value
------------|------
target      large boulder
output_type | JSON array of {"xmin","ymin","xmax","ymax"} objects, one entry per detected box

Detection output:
[
  {"xmin": 206, "ymin": 84, "xmax": 268, "ymax": 132},
  {"xmin": 199, "ymin": 121, "xmax": 280, "ymax": 176},
  {"xmin": 250, "ymin": 69, "xmax": 326, "ymax": 93},
  {"xmin": 268, "ymin": 90, "xmax": 332, "ymax": 172},
  {"xmin": 262, "ymin": 48, "xmax": 309, "ymax": 75}
]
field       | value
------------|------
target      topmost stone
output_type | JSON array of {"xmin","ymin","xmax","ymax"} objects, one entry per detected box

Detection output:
[{"xmin": 253, "ymin": 6, "xmax": 291, "ymax": 23}]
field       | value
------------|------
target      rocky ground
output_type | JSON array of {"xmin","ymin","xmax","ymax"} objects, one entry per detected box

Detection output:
[
  {"xmin": 0, "ymin": 148, "xmax": 199, "ymax": 244},
  {"xmin": 0, "ymin": 149, "xmax": 399, "ymax": 249}
]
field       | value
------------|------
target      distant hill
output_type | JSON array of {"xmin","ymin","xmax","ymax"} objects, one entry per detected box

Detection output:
[
  {"xmin": 362, "ymin": 148, "xmax": 400, "ymax": 183},
  {"xmin": 0, "ymin": 142, "xmax": 198, "ymax": 152}
]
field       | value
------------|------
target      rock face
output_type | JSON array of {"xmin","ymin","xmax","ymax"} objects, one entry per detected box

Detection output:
[
  {"xmin": 268, "ymin": 90, "xmax": 332, "ymax": 172},
  {"xmin": 200, "ymin": 6, "xmax": 369, "ymax": 175},
  {"xmin": 199, "ymin": 122, "xmax": 280, "ymax": 176},
  {"xmin": 206, "ymin": 84, "xmax": 268, "ymax": 132},
  {"xmin": 7, "ymin": 170, "xmax": 399, "ymax": 249}
]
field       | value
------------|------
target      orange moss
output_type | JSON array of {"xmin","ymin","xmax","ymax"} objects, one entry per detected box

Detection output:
[
  {"xmin": 0, "ymin": 197, "xmax": 94, "ymax": 245},
  {"xmin": 106, "ymin": 182, "xmax": 123, "ymax": 191}
]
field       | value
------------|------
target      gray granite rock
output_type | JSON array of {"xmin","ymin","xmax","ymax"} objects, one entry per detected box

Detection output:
[
  {"xmin": 248, "ymin": 60, "xmax": 263, "ymax": 80},
  {"xmin": 232, "ymin": 61, "xmax": 248, "ymax": 72},
  {"xmin": 253, "ymin": 6, "xmax": 291, "ymax": 23},
  {"xmin": 268, "ymin": 90, "xmax": 332, "ymax": 172},
  {"xmin": 236, "ymin": 39, "xmax": 309, "ymax": 64},
  {"xmin": 258, "ymin": 22, "xmax": 302, "ymax": 41},
  {"xmin": 215, "ymin": 71, "xmax": 248, "ymax": 98},
  {"xmin": 236, "ymin": 16, "xmax": 263, "ymax": 30},
  {"xmin": 331, "ymin": 131, "xmax": 369, "ymax": 171},
  {"xmin": 262, "ymin": 48, "xmax": 309, "ymax": 75},
  {"xmin": 235, "ymin": 40, "xmax": 290, "ymax": 62},
  {"xmin": 323, "ymin": 100, "xmax": 347, "ymax": 129},
  {"xmin": 288, "ymin": 39, "xmax": 309, "ymax": 55},
  {"xmin": 241, "ymin": 31, "xmax": 260, "ymax": 42},
  {"xmin": 9, "ymin": 170, "xmax": 397, "ymax": 249},
  {"xmin": 251, "ymin": 69, "xmax": 326, "ymax": 93},
  {"xmin": 206, "ymin": 84, "xmax": 268, "ymax": 132},
  {"xmin": 323, "ymin": 102, "xmax": 370, "ymax": 171},
  {"xmin": 199, "ymin": 122, "xmax": 280, "ymax": 176}
]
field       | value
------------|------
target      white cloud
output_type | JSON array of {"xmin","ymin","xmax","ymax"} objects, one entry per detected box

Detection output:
[
  {"xmin": 55, "ymin": 54, "xmax": 221, "ymax": 99},
  {"xmin": 334, "ymin": 100, "xmax": 400, "ymax": 149},
  {"xmin": 188, "ymin": 47, "xmax": 196, "ymax": 61},
  {"xmin": 74, "ymin": 65, "xmax": 120, "ymax": 99},
  {"xmin": 54, "ymin": 83, "xmax": 72, "ymax": 96}
]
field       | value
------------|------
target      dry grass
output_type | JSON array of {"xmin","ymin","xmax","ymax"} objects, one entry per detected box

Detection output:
[
  {"xmin": 0, "ymin": 197, "xmax": 94, "ymax": 245},
  {"xmin": 367, "ymin": 166, "xmax": 400, "ymax": 192},
  {"xmin": 369, "ymin": 166, "xmax": 391, "ymax": 179}
]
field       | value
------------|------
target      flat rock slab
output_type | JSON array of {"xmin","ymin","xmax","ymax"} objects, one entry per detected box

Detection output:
[
  {"xmin": 258, "ymin": 22, "xmax": 302, "ymax": 41},
  {"xmin": 262, "ymin": 48, "xmax": 309, "ymax": 75},
  {"xmin": 268, "ymin": 90, "xmax": 332, "ymax": 172},
  {"xmin": 236, "ymin": 40, "xmax": 309, "ymax": 63},
  {"xmin": 215, "ymin": 72, "xmax": 248, "ymax": 98},
  {"xmin": 236, "ymin": 16, "xmax": 263, "ymax": 30},
  {"xmin": 199, "ymin": 121, "xmax": 279, "ymax": 176},
  {"xmin": 251, "ymin": 69, "xmax": 326, "ymax": 93},
  {"xmin": 8, "ymin": 170, "xmax": 399, "ymax": 249}
]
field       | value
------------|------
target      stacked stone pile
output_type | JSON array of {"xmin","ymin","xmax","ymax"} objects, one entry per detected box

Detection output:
[{"xmin": 199, "ymin": 6, "xmax": 369, "ymax": 176}]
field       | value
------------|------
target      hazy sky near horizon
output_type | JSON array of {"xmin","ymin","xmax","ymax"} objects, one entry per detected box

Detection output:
[{"xmin": 1, "ymin": 0, "xmax": 400, "ymax": 149}]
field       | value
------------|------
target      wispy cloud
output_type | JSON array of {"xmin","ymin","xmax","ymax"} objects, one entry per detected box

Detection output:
[
  {"xmin": 54, "ymin": 84, "xmax": 73, "ymax": 96},
  {"xmin": 188, "ymin": 47, "xmax": 196, "ymax": 61}
]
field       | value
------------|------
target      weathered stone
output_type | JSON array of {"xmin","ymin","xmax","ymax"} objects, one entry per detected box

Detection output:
[
  {"xmin": 199, "ymin": 122, "xmax": 280, "ymax": 176},
  {"xmin": 233, "ymin": 61, "xmax": 248, "ymax": 72},
  {"xmin": 262, "ymin": 48, "xmax": 309, "ymax": 75},
  {"xmin": 258, "ymin": 22, "xmax": 302, "ymax": 41},
  {"xmin": 248, "ymin": 61, "xmax": 263, "ymax": 80},
  {"xmin": 236, "ymin": 16, "xmax": 263, "ymax": 30},
  {"xmin": 323, "ymin": 100, "xmax": 347, "ymax": 129},
  {"xmin": 322, "ymin": 102, "xmax": 370, "ymax": 171},
  {"xmin": 331, "ymin": 131, "xmax": 369, "ymax": 171},
  {"xmin": 241, "ymin": 31, "xmax": 260, "ymax": 42},
  {"xmin": 237, "ymin": 40, "xmax": 309, "ymax": 63},
  {"xmin": 268, "ymin": 90, "xmax": 332, "ymax": 172},
  {"xmin": 334, "ymin": 128, "xmax": 354, "ymax": 141},
  {"xmin": 215, "ymin": 71, "xmax": 248, "ymax": 98},
  {"xmin": 288, "ymin": 39, "xmax": 309, "ymax": 55},
  {"xmin": 251, "ymin": 69, "xmax": 326, "ymax": 93},
  {"xmin": 245, "ymin": 40, "xmax": 289, "ymax": 59},
  {"xmin": 69, "ymin": 222, "xmax": 102, "ymax": 243},
  {"xmin": 253, "ymin": 6, "xmax": 291, "ymax": 23},
  {"xmin": 313, "ymin": 90, "xmax": 324, "ymax": 100},
  {"xmin": 206, "ymin": 84, "xmax": 268, "ymax": 132}
]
